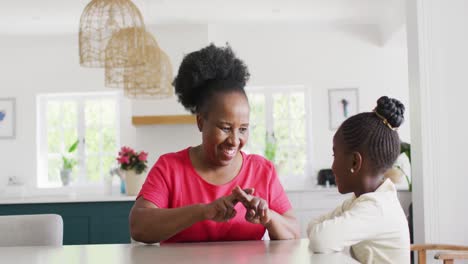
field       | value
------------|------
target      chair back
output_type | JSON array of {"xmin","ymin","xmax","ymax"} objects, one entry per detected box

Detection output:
[
  {"xmin": 0, "ymin": 214, "xmax": 63, "ymax": 246},
  {"xmin": 411, "ymin": 244, "xmax": 468, "ymax": 264}
]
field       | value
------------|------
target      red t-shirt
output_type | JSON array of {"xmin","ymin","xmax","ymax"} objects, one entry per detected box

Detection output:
[{"xmin": 137, "ymin": 147, "xmax": 292, "ymax": 243}]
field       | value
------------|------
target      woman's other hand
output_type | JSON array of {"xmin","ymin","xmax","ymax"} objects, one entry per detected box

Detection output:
[
  {"xmin": 232, "ymin": 186, "xmax": 272, "ymax": 226},
  {"xmin": 203, "ymin": 188, "xmax": 254, "ymax": 222}
]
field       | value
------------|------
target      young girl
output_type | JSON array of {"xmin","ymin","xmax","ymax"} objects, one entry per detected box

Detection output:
[{"xmin": 307, "ymin": 96, "xmax": 410, "ymax": 264}]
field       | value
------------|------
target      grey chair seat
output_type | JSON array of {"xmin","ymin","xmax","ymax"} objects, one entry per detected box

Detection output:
[{"xmin": 0, "ymin": 214, "xmax": 63, "ymax": 246}]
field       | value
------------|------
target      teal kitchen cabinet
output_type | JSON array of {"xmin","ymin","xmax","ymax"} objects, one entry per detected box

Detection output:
[{"xmin": 0, "ymin": 200, "xmax": 134, "ymax": 245}]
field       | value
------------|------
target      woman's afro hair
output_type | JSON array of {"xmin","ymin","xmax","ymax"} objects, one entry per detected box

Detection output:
[{"xmin": 173, "ymin": 44, "xmax": 250, "ymax": 114}]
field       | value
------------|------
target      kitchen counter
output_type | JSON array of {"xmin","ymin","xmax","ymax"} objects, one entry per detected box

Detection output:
[{"xmin": 0, "ymin": 193, "xmax": 136, "ymax": 204}]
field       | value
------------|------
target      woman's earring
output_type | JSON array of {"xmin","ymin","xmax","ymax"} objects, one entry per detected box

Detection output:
[{"xmin": 350, "ymin": 168, "xmax": 355, "ymax": 173}]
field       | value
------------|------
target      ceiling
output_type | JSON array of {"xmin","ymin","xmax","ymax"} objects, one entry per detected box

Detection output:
[{"xmin": 0, "ymin": 0, "xmax": 405, "ymax": 34}]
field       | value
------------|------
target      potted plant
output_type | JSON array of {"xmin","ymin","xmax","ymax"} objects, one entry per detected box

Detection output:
[
  {"xmin": 61, "ymin": 139, "xmax": 79, "ymax": 186},
  {"xmin": 116, "ymin": 146, "xmax": 148, "ymax": 196},
  {"xmin": 397, "ymin": 142, "xmax": 411, "ymax": 191},
  {"xmin": 384, "ymin": 142, "xmax": 412, "ymax": 191}
]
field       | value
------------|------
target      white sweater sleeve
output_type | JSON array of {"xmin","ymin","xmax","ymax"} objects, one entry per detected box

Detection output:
[
  {"xmin": 306, "ymin": 203, "xmax": 345, "ymax": 235},
  {"xmin": 307, "ymin": 197, "xmax": 383, "ymax": 253}
]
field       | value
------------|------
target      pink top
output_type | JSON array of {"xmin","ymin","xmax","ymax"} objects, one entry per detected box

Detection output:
[{"xmin": 137, "ymin": 147, "xmax": 292, "ymax": 243}]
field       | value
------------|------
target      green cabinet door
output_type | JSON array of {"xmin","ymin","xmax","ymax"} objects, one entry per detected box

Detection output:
[
  {"xmin": 63, "ymin": 216, "xmax": 89, "ymax": 245},
  {"xmin": 0, "ymin": 201, "xmax": 134, "ymax": 245}
]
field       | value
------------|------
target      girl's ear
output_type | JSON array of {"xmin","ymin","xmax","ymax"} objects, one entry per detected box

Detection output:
[
  {"xmin": 196, "ymin": 114, "xmax": 203, "ymax": 132},
  {"xmin": 351, "ymin": 151, "xmax": 363, "ymax": 173}
]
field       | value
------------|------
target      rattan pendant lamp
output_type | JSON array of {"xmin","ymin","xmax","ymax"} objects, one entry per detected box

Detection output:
[
  {"xmin": 123, "ymin": 50, "xmax": 173, "ymax": 99},
  {"xmin": 79, "ymin": 0, "xmax": 147, "ymax": 68},
  {"xmin": 105, "ymin": 30, "xmax": 173, "ymax": 99}
]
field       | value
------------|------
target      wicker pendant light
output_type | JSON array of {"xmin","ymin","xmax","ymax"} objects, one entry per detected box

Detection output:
[
  {"xmin": 105, "ymin": 30, "xmax": 173, "ymax": 99},
  {"xmin": 79, "ymin": 0, "xmax": 146, "ymax": 68},
  {"xmin": 123, "ymin": 50, "xmax": 173, "ymax": 99},
  {"xmin": 104, "ymin": 27, "xmax": 152, "ymax": 71}
]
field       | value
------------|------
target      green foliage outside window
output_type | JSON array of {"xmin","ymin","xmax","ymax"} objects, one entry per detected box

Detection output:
[
  {"xmin": 264, "ymin": 132, "xmax": 277, "ymax": 162},
  {"xmin": 62, "ymin": 139, "xmax": 79, "ymax": 170}
]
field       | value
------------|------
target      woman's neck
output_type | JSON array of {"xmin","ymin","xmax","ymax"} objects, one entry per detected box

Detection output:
[{"xmin": 190, "ymin": 145, "xmax": 243, "ymax": 185}]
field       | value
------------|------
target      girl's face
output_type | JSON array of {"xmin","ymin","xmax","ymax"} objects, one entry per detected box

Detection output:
[
  {"xmin": 199, "ymin": 91, "xmax": 250, "ymax": 167},
  {"xmin": 332, "ymin": 130, "xmax": 357, "ymax": 194}
]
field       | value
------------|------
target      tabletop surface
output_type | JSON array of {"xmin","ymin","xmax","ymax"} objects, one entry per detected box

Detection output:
[{"xmin": 0, "ymin": 239, "xmax": 359, "ymax": 264}]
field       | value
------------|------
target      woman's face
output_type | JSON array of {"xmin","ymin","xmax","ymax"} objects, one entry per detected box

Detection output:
[
  {"xmin": 199, "ymin": 91, "xmax": 250, "ymax": 167},
  {"xmin": 331, "ymin": 130, "xmax": 355, "ymax": 194}
]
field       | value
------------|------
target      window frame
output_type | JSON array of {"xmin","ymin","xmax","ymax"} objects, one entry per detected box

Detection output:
[
  {"xmin": 37, "ymin": 91, "xmax": 121, "ymax": 188},
  {"xmin": 245, "ymin": 85, "xmax": 313, "ymax": 180}
]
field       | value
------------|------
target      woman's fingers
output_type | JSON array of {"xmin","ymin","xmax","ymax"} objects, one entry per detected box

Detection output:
[
  {"xmin": 233, "ymin": 189, "xmax": 270, "ymax": 224},
  {"xmin": 246, "ymin": 208, "xmax": 256, "ymax": 220},
  {"xmin": 228, "ymin": 208, "xmax": 237, "ymax": 219},
  {"xmin": 222, "ymin": 198, "xmax": 237, "ymax": 220},
  {"xmin": 250, "ymin": 197, "xmax": 261, "ymax": 210},
  {"xmin": 232, "ymin": 187, "xmax": 247, "ymax": 202},
  {"xmin": 207, "ymin": 187, "xmax": 270, "ymax": 224},
  {"xmin": 243, "ymin": 188, "xmax": 255, "ymax": 195},
  {"xmin": 259, "ymin": 200, "xmax": 269, "ymax": 220},
  {"xmin": 232, "ymin": 186, "xmax": 255, "ymax": 203}
]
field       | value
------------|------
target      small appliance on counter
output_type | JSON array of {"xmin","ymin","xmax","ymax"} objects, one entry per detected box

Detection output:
[{"xmin": 317, "ymin": 169, "xmax": 336, "ymax": 187}]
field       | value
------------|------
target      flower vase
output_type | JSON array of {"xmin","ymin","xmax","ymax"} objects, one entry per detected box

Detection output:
[
  {"xmin": 124, "ymin": 170, "xmax": 146, "ymax": 196},
  {"xmin": 60, "ymin": 169, "xmax": 72, "ymax": 186}
]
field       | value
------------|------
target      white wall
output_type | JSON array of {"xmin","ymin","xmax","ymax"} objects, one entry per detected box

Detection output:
[
  {"xmin": 407, "ymin": 0, "xmax": 468, "ymax": 245},
  {"xmin": 0, "ymin": 23, "xmax": 410, "ymax": 191}
]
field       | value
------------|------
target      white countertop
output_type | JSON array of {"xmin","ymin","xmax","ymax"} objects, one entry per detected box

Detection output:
[{"xmin": 0, "ymin": 194, "xmax": 137, "ymax": 205}]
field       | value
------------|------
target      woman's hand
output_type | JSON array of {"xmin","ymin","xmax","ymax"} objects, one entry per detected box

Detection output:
[
  {"xmin": 203, "ymin": 194, "xmax": 238, "ymax": 222},
  {"xmin": 232, "ymin": 186, "xmax": 272, "ymax": 226},
  {"xmin": 203, "ymin": 188, "xmax": 254, "ymax": 222}
]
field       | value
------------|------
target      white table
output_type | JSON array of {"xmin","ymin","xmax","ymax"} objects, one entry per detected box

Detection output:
[{"xmin": 0, "ymin": 239, "xmax": 359, "ymax": 264}]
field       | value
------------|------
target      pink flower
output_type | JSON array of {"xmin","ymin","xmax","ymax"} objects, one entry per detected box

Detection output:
[
  {"xmin": 120, "ymin": 146, "xmax": 135, "ymax": 155},
  {"xmin": 116, "ymin": 155, "xmax": 130, "ymax": 164},
  {"xmin": 138, "ymin": 151, "xmax": 148, "ymax": 162},
  {"xmin": 116, "ymin": 146, "xmax": 148, "ymax": 174}
]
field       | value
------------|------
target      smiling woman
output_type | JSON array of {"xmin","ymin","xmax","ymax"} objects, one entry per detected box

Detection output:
[{"xmin": 129, "ymin": 43, "xmax": 300, "ymax": 244}]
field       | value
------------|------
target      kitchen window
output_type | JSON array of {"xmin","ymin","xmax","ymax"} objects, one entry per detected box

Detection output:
[
  {"xmin": 246, "ymin": 86, "xmax": 311, "ymax": 180},
  {"xmin": 37, "ymin": 92, "xmax": 120, "ymax": 188}
]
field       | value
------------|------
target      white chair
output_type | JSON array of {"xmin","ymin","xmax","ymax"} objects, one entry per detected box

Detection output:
[{"xmin": 0, "ymin": 214, "xmax": 63, "ymax": 246}]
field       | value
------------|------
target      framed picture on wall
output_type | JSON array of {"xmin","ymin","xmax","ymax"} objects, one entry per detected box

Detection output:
[
  {"xmin": 0, "ymin": 98, "xmax": 16, "ymax": 139},
  {"xmin": 328, "ymin": 88, "xmax": 359, "ymax": 130}
]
